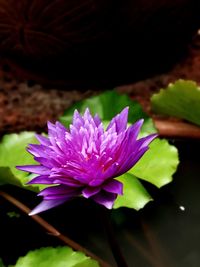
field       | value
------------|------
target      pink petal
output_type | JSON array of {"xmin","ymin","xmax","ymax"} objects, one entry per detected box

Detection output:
[
  {"xmin": 16, "ymin": 165, "xmax": 49, "ymax": 175},
  {"xmin": 103, "ymin": 179, "xmax": 123, "ymax": 195},
  {"xmin": 27, "ymin": 175, "xmax": 51, "ymax": 184},
  {"xmin": 92, "ymin": 191, "xmax": 117, "ymax": 209},
  {"xmin": 73, "ymin": 110, "xmax": 84, "ymax": 129},
  {"xmin": 35, "ymin": 134, "xmax": 51, "ymax": 146},
  {"xmin": 38, "ymin": 185, "xmax": 79, "ymax": 199},
  {"xmin": 82, "ymin": 187, "xmax": 101, "ymax": 198},
  {"xmin": 138, "ymin": 133, "xmax": 158, "ymax": 149},
  {"xmin": 106, "ymin": 107, "xmax": 129, "ymax": 133},
  {"xmin": 29, "ymin": 198, "xmax": 68, "ymax": 215}
]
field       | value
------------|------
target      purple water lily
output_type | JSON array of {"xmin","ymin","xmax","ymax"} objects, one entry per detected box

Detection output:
[{"xmin": 17, "ymin": 107, "xmax": 156, "ymax": 215}]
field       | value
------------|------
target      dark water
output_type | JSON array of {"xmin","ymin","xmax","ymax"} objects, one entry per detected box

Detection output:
[{"xmin": 0, "ymin": 140, "xmax": 200, "ymax": 267}]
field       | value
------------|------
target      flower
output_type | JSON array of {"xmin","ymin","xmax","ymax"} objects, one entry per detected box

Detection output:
[{"xmin": 17, "ymin": 107, "xmax": 157, "ymax": 215}]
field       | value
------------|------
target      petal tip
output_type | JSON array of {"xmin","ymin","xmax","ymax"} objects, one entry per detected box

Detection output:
[
  {"xmin": 15, "ymin": 165, "xmax": 25, "ymax": 171},
  {"xmin": 47, "ymin": 121, "xmax": 55, "ymax": 129},
  {"xmin": 28, "ymin": 210, "xmax": 35, "ymax": 216}
]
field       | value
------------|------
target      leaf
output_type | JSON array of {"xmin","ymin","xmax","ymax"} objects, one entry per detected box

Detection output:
[
  {"xmin": 0, "ymin": 132, "xmax": 38, "ymax": 190},
  {"xmin": 151, "ymin": 79, "xmax": 200, "ymax": 126},
  {"xmin": 114, "ymin": 173, "xmax": 152, "ymax": 210},
  {"xmin": 129, "ymin": 138, "xmax": 179, "ymax": 188},
  {"xmin": 0, "ymin": 259, "xmax": 5, "ymax": 267},
  {"xmin": 60, "ymin": 90, "xmax": 156, "ymax": 134},
  {"xmin": 13, "ymin": 247, "xmax": 99, "ymax": 267}
]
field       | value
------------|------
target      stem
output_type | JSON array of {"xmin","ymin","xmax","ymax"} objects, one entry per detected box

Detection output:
[
  {"xmin": 154, "ymin": 119, "xmax": 200, "ymax": 139},
  {"xmin": 0, "ymin": 190, "xmax": 112, "ymax": 267},
  {"xmin": 100, "ymin": 207, "xmax": 129, "ymax": 267}
]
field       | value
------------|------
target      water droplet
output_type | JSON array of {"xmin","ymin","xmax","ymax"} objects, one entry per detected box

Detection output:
[{"xmin": 179, "ymin": 205, "xmax": 185, "ymax": 211}]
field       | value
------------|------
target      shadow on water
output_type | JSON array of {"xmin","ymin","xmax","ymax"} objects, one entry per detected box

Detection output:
[{"xmin": 0, "ymin": 140, "xmax": 200, "ymax": 267}]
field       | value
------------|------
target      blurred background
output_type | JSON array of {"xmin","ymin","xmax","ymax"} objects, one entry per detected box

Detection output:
[
  {"xmin": 0, "ymin": 0, "xmax": 199, "ymax": 134},
  {"xmin": 0, "ymin": 0, "xmax": 199, "ymax": 87}
]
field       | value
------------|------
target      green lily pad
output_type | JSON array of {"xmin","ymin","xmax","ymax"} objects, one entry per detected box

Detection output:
[
  {"xmin": 0, "ymin": 259, "xmax": 5, "ymax": 267},
  {"xmin": 129, "ymin": 138, "xmax": 179, "ymax": 188},
  {"xmin": 114, "ymin": 138, "xmax": 179, "ymax": 209},
  {"xmin": 60, "ymin": 90, "xmax": 156, "ymax": 134},
  {"xmin": 13, "ymin": 247, "xmax": 99, "ymax": 267},
  {"xmin": 151, "ymin": 80, "xmax": 200, "ymax": 126},
  {"xmin": 114, "ymin": 173, "xmax": 152, "ymax": 210},
  {"xmin": 0, "ymin": 132, "xmax": 38, "ymax": 190}
]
